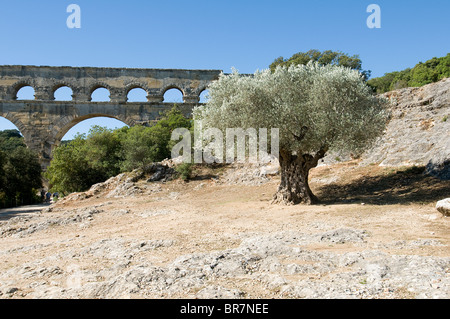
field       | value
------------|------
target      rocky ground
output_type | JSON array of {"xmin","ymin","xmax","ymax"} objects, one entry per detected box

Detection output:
[
  {"xmin": 0, "ymin": 79, "xmax": 449, "ymax": 299},
  {"xmin": 0, "ymin": 161, "xmax": 448, "ymax": 299}
]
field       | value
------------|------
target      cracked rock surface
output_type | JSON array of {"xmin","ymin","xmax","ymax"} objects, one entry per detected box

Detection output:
[{"xmin": 0, "ymin": 173, "xmax": 448, "ymax": 299}]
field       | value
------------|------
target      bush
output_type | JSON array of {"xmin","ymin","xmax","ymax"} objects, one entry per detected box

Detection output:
[
  {"xmin": 45, "ymin": 105, "xmax": 192, "ymax": 194},
  {"xmin": 175, "ymin": 163, "xmax": 193, "ymax": 181}
]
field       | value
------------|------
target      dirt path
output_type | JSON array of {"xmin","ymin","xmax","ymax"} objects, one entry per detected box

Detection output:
[{"xmin": 0, "ymin": 203, "xmax": 51, "ymax": 221}]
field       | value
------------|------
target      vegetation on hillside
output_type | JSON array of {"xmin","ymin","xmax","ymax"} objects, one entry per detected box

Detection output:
[
  {"xmin": 45, "ymin": 106, "xmax": 192, "ymax": 195},
  {"xmin": 367, "ymin": 53, "xmax": 450, "ymax": 93}
]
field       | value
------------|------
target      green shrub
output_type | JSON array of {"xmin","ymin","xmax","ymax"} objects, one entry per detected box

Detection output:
[
  {"xmin": 175, "ymin": 163, "xmax": 193, "ymax": 181},
  {"xmin": 45, "ymin": 105, "xmax": 192, "ymax": 194}
]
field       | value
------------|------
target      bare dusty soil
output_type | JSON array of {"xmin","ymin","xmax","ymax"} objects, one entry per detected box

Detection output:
[{"xmin": 0, "ymin": 161, "xmax": 449, "ymax": 299}]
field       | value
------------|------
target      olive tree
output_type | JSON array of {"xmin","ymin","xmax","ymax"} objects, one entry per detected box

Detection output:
[{"xmin": 194, "ymin": 63, "xmax": 389, "ymax": 204}]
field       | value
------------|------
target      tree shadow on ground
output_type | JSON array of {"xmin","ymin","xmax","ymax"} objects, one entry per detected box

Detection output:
[
  {"xmin": 190, "ymin": 163, "xmax": 226, "ymax": 181},
  {"xmin": 191, "ymin": 174, "xmax": 219, "ymax": 181},
  {"xmin": 314, "ymin": 166, "xmax": 450, "ymax": 205}
]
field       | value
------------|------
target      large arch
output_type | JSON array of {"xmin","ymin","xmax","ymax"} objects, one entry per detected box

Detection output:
[
  {"xmin": 0, "ymin": 115, "xmax": 25, "ymax": 137},
  {"xmin": 0, "ymin": 114, "xmax": 42, "ymax": 168},
  {"xmin": 52, "ymin": 114, "xmax": 134, "ymax": 148},
  {"xmin": 0, "ymin": 112, "xmax": 27, "ymax": 134},
  {"xmin": 0, "ymin": 115, "xmax": 28, "ymax": 155}
]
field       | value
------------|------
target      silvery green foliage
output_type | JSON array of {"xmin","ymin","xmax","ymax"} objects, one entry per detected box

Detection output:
[{"xmin": 194, "ymin": 63, "xmax": 389, "ymax": 156}]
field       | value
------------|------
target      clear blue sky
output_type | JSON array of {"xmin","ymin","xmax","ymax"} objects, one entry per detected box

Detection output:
[{"xmin": 1, "ymin": 0, "xmax": 449, "ymax": 139}]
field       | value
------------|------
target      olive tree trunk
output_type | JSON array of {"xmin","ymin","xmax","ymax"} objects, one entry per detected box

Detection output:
[{"xmin": 272, "ymin": 148, "xmax": 327, "ymax": 205}]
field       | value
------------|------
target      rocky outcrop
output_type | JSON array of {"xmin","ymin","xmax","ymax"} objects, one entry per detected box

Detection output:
[
  {"xmin": 436, "ymin": 198, "xmax": 450, "ymax": 217},
  {"xmin": 219, "ymin": 155, "xmax": 280, "ymax": 185},
  {"xmin": 361, "ymin": 78, "xmax": 449, "ymax": 176},
  {"xmin": 55, "ymin": 163, "xmax": 174, "ymax": 203}
]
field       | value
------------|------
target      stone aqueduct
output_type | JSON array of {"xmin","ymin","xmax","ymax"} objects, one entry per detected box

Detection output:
[{"xmin": 0, "ymin": 65, "xmax": 222, "ymax": 169}]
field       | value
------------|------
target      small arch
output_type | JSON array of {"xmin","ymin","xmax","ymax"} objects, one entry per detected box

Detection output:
[
  {"xmin": 91, "ymin": 87, "xmax": 111, "ymax": 102},
  {"xmin": 199, "ymin": 88, "xmax": 210, "ymax": 103},
  {"xmin": 54, "ymin": 86, "xmax": 74, "ymax": 101},
  {"xmin": 127, "ymin": 87, "xmax": 148, "ymax": 102},
  {"xmin": 16, "ymin": 85, "xmax": 35, "ymax": 100},
  {"xmin": 9, "ymin": 80, "xmax": 33, "ymax": 100},
  {"xmin": 163, "ymin": 87, "xmax": 184, "ymax": 103}
]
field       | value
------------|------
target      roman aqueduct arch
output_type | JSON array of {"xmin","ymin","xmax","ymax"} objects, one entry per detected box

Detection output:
[{"xmin": 0, "ymin": 65, "xmax": 221, "ymax": 169}]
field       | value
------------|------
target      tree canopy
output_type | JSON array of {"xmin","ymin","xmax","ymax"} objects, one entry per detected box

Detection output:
[
  {"xmin": 270, "ymin": 49, "xmax": 371, "ymax": 81},
  {"xmin": 194, "ymin": 63, "xmax": 389, "ymax": 204}
]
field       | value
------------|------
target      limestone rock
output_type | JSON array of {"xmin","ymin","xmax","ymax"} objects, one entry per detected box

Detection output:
[
  {"xmin": 436, "ymin": 198, "xmax": 450, "ymax": 216},
  {"xmin": 219, "ymin": 154, "xmax": 280, "ymax": 185},
  {"xmin": 361, "ymin": 78, "xmax": 450, "ymax": 168}
]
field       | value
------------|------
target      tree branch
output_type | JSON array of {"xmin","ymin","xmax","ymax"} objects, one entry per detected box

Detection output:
[{"xmin": 291, "ymin": 126, "xmax": 308, "ymax": 142}]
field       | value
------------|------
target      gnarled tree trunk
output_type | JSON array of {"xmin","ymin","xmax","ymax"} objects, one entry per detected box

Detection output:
[{"xmin": 272, "ymin": 148, "xmax": 327, "ymax": 205}]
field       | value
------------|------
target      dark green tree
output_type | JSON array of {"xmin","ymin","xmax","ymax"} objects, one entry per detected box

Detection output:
[
  {"xmin": 0, "ymin": 130, "xmax": 43, "ymax": 208},
  {"xmin": 121, "ymin": 105, "xmax": 192, "ymax": 171},
  {"xmin": 270, "ymin": 49, "xmax": 371, "ymax": 80},
  {"xmin": 3, "ymin": 147, "xmax": 42, "ymax": 206},
  {"xmin": 150, "ymin": 105, "xmax": 192, "ymax": 160},
  {"xmin": 0, "ymin": 129, "xmax": 26, "ymax": 152},
  {"xmin": 44, "ymin": 135, "xmax": 103, "ymax": 195},
  {"xmin": 120, "ymin": 125, "xmax": 157, "ymax": 172},
  {"xmin": 84, "ymin": 126, "xmax": 123, "ymax": 178},
  {"xmin": 0, "ymin": 150, "xmax": 6, "ymax": 191}
]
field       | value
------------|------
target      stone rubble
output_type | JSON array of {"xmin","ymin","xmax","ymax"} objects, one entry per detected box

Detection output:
[{"xmin": 436, "ymin": 198, "xmax": 450, "ymax": 217}]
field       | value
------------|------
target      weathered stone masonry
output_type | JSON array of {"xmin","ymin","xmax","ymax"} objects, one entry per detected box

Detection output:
[{"xmin": 0, "ymin": 65, "xmax": 221, "ymax": 169}]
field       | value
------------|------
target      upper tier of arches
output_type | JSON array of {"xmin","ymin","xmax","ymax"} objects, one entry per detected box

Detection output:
[
  {"xmin": 8, "ymin": 82, "xmax": 210, "ymax": 103},
  {"xmin": 0, "ymin": 65, "xmax": 221, "ymax": 104}
]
